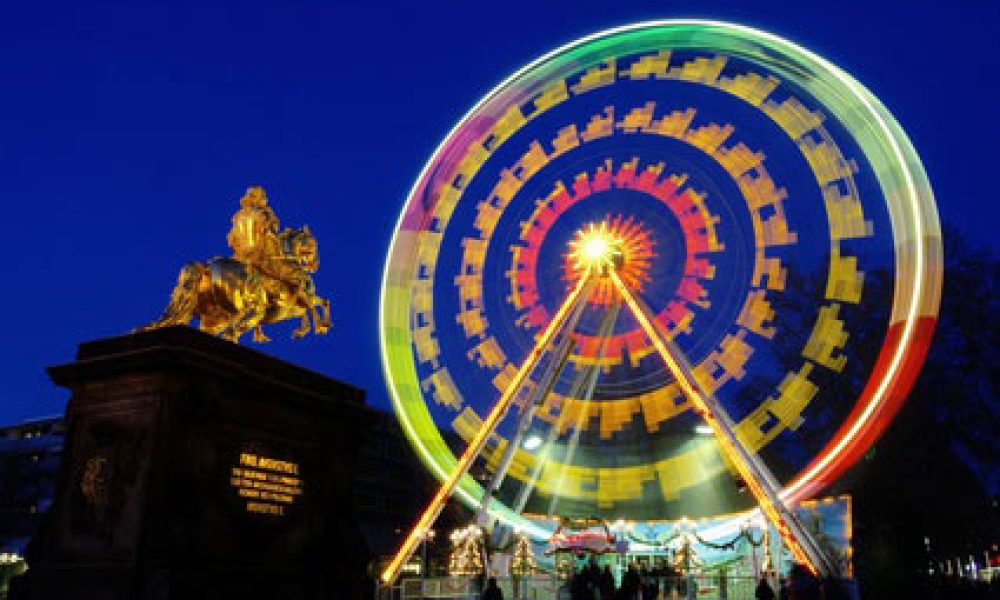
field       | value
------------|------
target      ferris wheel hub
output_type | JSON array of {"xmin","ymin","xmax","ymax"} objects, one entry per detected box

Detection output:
[
  {"xmin": 568, "ymin": 221, "xmax": 624, "ymax": 276},
  {"xmin": 566, "ymin": 218, "xmax": 655, "ymax": 304}
]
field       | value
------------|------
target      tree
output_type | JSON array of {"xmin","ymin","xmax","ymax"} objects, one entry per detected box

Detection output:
[
  {"xmin": 448, "ymin": 525, "xmax": 485, "ymax": 576},
  {"xmin": 510, "ymin": 531, "xmax": 536, "ymax": 576},
  {"xmin": 835, "ymin": 226, "xmax": 1000, "ymax": 596}
]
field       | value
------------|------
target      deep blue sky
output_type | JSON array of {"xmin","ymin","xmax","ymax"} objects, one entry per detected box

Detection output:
[{"xmin": 0, "ymin": 0, "xmax": 997, "ymax": 424}]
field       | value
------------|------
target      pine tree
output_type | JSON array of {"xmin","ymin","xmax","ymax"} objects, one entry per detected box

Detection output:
[
  {"xmin": 510, "ymin": 531, "xmax": 536, "ymax": 576},
  {"xmin": 448, "ymin": 525, "xmax": 485, "ymax": 576},
  {"xmin": 672, "ymin": 533, "xmax": 703, "ymax": 574}
]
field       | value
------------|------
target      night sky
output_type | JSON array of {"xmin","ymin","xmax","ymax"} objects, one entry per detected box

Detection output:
[{"xmin": 1, "ymin": 1, "xmax": 997, "ymax": 424}]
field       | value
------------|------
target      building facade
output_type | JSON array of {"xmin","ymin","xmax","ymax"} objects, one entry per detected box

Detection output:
[{"xmin": 0, "ymin": 416, "xmax": 65, "ymax": 558}]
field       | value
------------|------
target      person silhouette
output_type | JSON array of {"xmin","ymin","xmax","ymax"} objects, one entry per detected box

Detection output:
[
  {"xmin": 755, "ymin": 577, "xmax": 776, "ymax": 600},
  {"xmin": 482, "ymin": 576, "xmax": 503, "ymax": 600}
]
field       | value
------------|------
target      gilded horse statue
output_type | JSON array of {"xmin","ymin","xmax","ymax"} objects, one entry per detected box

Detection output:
[{"xmin": 140, "ymin": 187, "xmax": 331, "ymax": 343}]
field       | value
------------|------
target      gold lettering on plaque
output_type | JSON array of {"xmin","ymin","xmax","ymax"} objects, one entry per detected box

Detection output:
[{"xmin": 230, "ymin": 452, "xmax": 303, "ymax": 516}]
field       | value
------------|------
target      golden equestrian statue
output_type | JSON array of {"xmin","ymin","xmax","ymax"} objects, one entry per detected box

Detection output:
[{"xmin": 140, "ymin": 186, "xmax": 331, "ymax": 343}]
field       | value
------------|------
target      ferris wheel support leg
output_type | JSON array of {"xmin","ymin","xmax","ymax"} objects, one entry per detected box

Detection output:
[
  {"xmin": 474, "ymin": 292, "xmax": 588, "ymax": 529},
  {"xmin": 608, "ymin": 271, "xmax": 838, "ymax": 579},
  {"xmin": 380, "ymin": 273, "xmax": 598, "ymax": 586}
]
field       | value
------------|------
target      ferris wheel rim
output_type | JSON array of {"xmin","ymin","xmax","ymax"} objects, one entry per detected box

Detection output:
[{"xmin": 378, "ymin": 18, "xmax": 942, "ymax": 538}]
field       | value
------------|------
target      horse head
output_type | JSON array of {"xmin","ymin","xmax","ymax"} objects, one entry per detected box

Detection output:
[{"xmin": 281, "ymin": 226, "xmax": 319, "ymax": 273}]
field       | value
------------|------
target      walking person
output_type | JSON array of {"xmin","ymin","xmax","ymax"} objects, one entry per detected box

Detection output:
[
  {"xmin": 483, "ymin": 576, "xmax": 503, "ymax": 600},
  {"xmin": 755, "ymin": 577, "xmax": 776, "ymax": 600}
]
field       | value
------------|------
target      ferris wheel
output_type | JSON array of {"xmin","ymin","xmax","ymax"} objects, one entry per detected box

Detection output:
[{"xmin": 379, "ymin": 20, "xmax": 942, "ymax": 584}]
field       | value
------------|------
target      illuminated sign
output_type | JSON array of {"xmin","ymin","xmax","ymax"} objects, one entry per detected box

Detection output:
[{"xmin": 230, "ymin": 452, "xmax": 303, "ymax": 516}]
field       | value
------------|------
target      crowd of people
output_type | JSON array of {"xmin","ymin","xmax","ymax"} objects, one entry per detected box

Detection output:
[
  {"xmin": 482, "ymin": 558, "xmax": 993, "ymax": 599},
  {"xmin": 566, "ymin": 560, "xmax": 664, "ymax": 600},
  {"xmin": 477, "ymin": 568, "xmax": 1000, "ymax": 600},
  {"xmin": 556, "ymin": 560, "xmax": 851, "ymax": 600}
]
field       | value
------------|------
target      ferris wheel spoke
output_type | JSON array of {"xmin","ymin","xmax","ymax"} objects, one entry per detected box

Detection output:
[
  {"xmin": 381, "ymin": 270, "xmax": 599, "ymax": 586},
  {"xmin": 474, "ymin": 285, "xmax": 590, "ymax": 529},
  {"xmin": 543, "ymin": 300, "xmax": 621, "ymax": 519},
  {"xmin": 483, "ymin": 301, "xmax": 622, "ymax": 550},
  {"xmin": 483, "ymin": 302, "xmax": 620, "ymax": 549},
  {"xmin": 607, "ymin": 269, "xmax": 838, "ymax": 578}
]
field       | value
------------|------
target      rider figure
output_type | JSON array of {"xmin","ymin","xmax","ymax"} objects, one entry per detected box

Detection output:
[
  {"xmin": 228, "ymin": 185, "xmax": 282, "ymax": 276},
  {"xmin": 227, "ymin": 185, "xmax": 309, "ymax": 306}
]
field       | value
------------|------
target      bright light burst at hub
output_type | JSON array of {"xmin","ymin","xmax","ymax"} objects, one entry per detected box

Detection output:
[
  {"xmin": 565, "ymin": 216, "xmax": 655, "ymax": 305},
  {"xmin": 570, "ymin": 223, "xmax": 620, "ymax": 271}
]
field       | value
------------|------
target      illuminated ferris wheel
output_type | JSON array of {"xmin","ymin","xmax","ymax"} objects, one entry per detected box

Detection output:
[{"xmin": 379, "ymin": 20, "xmax": 942, "ymax": 583}]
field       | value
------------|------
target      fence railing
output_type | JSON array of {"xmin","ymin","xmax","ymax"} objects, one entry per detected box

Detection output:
[{"xmin": 377, "ymin": 574, "xmax": 770, "ymax": 600}]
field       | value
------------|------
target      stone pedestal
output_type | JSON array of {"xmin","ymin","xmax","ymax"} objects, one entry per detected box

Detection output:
[{"xmin": 12, "ymin": 326, "xmax": 372, "ymax": 599}]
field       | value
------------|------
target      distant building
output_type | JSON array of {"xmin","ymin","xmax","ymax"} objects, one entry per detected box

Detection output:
[
  {"xmin": 0, "ymin": 417, "xmax": 65, "ymax": 557},
  {"xmin": 354, "ymin": 408, "xmax": 470, "ymax": 564},
  {"xmin": 354, "ymin": 408, "xmax": 429, "ymax": 555}
]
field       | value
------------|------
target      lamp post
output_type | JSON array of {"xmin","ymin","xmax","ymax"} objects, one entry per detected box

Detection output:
[{"xmin": 421, "ymin": 528, "xmax": 436, "ymax": 599}]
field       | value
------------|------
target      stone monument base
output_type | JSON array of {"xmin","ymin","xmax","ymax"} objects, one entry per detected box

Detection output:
[{"xmin": 11, "ymin": 326, "xmax": 372, "ymax": 599}]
